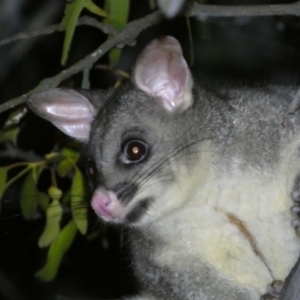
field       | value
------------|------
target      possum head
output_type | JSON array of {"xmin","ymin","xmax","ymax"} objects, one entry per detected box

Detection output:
[{"xmin": 27, "ymin": 36, "xmax": 196, "ymax": 225}]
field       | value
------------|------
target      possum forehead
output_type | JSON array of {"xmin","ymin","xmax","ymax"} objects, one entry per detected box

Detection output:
[{"xmin": 90, "ymin": 85, "xmax": 177, "ymax": 147}]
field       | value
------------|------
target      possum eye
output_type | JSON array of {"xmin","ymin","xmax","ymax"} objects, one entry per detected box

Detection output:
[
  {"xmin": 122, "ymin": 140, "xmax": 148, "ymax": 163},
  {"xmin": 86, "ymin": 161, "xmax": 97, "ymax": 177}
]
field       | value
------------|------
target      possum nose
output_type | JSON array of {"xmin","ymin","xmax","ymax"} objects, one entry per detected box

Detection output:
[{"xmin": 91, "ymin": 188, "xmax": 125, "ymax": 220}]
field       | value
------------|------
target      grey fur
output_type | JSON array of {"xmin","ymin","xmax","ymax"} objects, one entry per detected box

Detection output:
[
  {"xmin": 279, "ymin": 256, "xmax": 300, "ymax": 299},
  {"xmin": 81, "ymin": 82, "xmax": 300, "ymax": 299},
  {"xmin": 27, "ymin": 37, "xmax": 300, "ymax": 300}
]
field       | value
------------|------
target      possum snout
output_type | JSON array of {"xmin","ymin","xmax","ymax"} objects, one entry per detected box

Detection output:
[{"xmin": 91, "ymin": 188, "xmax": 127, "ymax": 222}]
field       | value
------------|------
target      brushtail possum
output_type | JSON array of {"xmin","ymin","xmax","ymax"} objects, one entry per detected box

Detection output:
[{"xmin": 27, "ymin": 36, "xmax": 300, "ymax": 299}]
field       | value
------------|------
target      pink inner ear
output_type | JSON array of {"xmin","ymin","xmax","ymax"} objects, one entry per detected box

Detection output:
[
  {"xmin": 28, "ymin": 89, "xmax": 96, "ymax": 141},
  {"xmin": 134, "ymin": 36, "xmax": 193, "ymax": 112},
  {"xmin": 50, "ymin": 105, "xmax": 94, "ymax": 141}
]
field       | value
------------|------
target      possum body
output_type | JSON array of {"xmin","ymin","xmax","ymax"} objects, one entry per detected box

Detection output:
[{"xmin": 27, "ymin": 36, "xmax": 300, "ymax": 299}]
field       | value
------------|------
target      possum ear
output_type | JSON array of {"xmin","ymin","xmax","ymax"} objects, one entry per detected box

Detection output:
[
  {"xmin": 27, "ymin": 88, "xmax": 97, "ymax": 142},
  {"xmin": 133, "ymin": 36, "xmax": 193, "ymax": 112}
]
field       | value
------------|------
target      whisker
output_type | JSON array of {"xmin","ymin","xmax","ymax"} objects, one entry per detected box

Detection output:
[{"xmin": 134, "ymin": 137, "xmax": 208, "ymax": 194}]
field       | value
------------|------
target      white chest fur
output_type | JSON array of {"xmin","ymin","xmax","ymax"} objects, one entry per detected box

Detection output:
[{"xmin": 147, "ymin": 140, "xmax": 300, "ymax": 295}]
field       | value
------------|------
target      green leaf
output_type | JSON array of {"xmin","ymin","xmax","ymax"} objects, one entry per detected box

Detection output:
[
  {"xmin": 48, "ymin": 186, "xmax": 63, "ymax": 202},
  {"xmin": 0, "ymin": 167, "xmax": 7, "ymax": 202},
  {"xmin": 71, "ymin": 169, "xmax": 87, "ymax": 235},
  {"xmin": 109, "ymin": 48, "xmax": 122, "ymax": 68},
  {"xmin": 0, "ymin": 126, "xmax": 20, "ymax": 145},
  {"xmin": 104, "ymin": 0, "xmax": 130, "ymax": 66},
  {"xmin": 61, "ymin": 0, "xmax": 85, "ymax": 65},
  {"xmin": 104, "ymin": 0, "xmax": 129, "ymax": 31},
  {"xmin": 38, "ymin": 199, "xmax": 63, "ymax": 248},
  {"xmin": 84, "ymin": 0, "xmax": 107, "ymax": 17},
  {"xmin": 57, "ymin": 148, "xmax": 79, "ymax": 177},
  {"xmin": 36, "ymin": 191, "xmax": 50, "ymax": 212},
  {"xmin": 60, "ymin": 0, "xmax": 106, "ymax": 65},
  {"xmin": 20, "ymin": 169, "xmax": 38, "ymax": 220},
  {"xmin": 45, "ymin": 152, "xmax": 61, "ymax": 161},
  {"xmin": 61, "ymin": 193, "xmax": 71, "ymax": 207},
  {"xmin": 35, "ymin": 220, "xmax": 77, "ymax": 281},
  {"xmin": 3, "ymin": 107, "xmax": 27, "ymax": 129},
  {"xmin": 19, "ymin": 165, "xmax": 45, "ymax": 218},
  {"xmin": 62, "ymin": 147, "xmax": 80, "ymax": 161},
  {"xmin": 0, "ymin": 107, "xmax": 27, "ymax": 145},
  {"xmin": 57, "ymin": 159, "xmax": 74, "ymax": 177}
]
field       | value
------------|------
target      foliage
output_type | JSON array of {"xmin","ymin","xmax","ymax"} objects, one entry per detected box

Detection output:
[
  {"xmin": 0, "ymin": 140, "xmax": 83, "ymax": 280},
  {"xmin": 0, "ymin": 0, "xmax": 133, "ymax": 281},
  {"xmin": 60, "ymin": 0, "xmax": 107, "ymax": 65}
]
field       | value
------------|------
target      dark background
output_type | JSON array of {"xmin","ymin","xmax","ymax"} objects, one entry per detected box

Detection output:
[{"xmin": 1, "ymin": 0, "xmax": 300, "ymax": 299}]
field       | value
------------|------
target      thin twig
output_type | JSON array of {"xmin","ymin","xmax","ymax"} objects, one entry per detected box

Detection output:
[
  {"xmin": 0, "ymin": 11, "xmax": 164, "ymax": 113},
  {"xmin": 187, "ymin": 1, "xmax": 300, "ymax": 17},
  {"xmin": 0, "ymin": 16, "xmax": 117, "ymax": 48},
  {"xmin": 0, "ymin": 147, "xmax": 43, "ymax": 162},
  {"xmin": 3, "ymin": 1, "xmax": 299, "ymax": 49},
  {"xmin": 2, "ymin": 0, "xmax": 300, "ymax": 113}
]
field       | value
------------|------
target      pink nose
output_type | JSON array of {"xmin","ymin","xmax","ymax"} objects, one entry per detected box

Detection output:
[{"xmin": 91, "ymin": 188, "xmax": 124, "ymax": 221}]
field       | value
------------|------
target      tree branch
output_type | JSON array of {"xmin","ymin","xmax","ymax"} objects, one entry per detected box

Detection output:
[
  {"xmin": 0, "ymin": 146, "xmax": 43, "ymax": 162},
  {"xmin": 187, "ymin": 0, "xmax": 300, "ymax": 17},
  {"xmin": 1, "ymin": 0, "xmax": 300, "ymax": 114},
  {"xmin": 0, "ymin": 11, "xmax": 164, "ymax": 113},
  {"xmin": 0, "ymin": 16, "xmax": 117, "ymax": 48}
]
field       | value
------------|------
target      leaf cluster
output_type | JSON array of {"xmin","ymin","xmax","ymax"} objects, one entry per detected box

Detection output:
[{"xmin": 0, "ymin": 0, "xmax": 132, "ymax": 281}]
